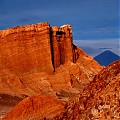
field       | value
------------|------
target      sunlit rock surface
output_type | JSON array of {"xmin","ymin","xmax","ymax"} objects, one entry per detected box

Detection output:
[
  {"xmin": 54, "ymin": 60, "xmax": 120, "ymax": 120},
  {"xmin": 0, "ymin": 22, "xmax": 103, "ymax": 119}
]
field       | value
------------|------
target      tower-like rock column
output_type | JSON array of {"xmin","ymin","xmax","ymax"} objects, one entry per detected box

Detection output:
[
  {"xmin": 51, "ymin": 24, "xmax": 73, "ymax": 69},
  {"xmin": 60, "ymin": 25, "xmax": 73, "ymax": 63}
]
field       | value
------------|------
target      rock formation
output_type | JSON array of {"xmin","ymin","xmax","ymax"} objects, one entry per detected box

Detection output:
[
  {"xmin": 0, "ymin": 22, "xmax": 102, "ymax": 96},
  {"xmin": 0, "ymin": 22, "xmax": 53, "ymax": 75},
  {"xmin": 3, "ymin": 60, "xmax": 120, "ymax": 120},
  {"xmin": 0, "ymin": 22, "xmax": 79, "ymax": 75},
  {"xmin": 51, "ymin": 25, "xmax": 78, "ymax": 68},
  {"xmin": 54, "ymin": 60, "xmax": 120, "ymax": 120},
  {"xmin": 0, "ymin": 22, "xmax": 103, "ymax": 119}
]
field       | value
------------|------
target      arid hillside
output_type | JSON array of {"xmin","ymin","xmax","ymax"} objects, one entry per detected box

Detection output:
[
  {"xmin": 3, "ymin": 60, "xmax": 119, "ymax": 120},
  {"xmin": 54, "ymin": 60, "xmax": 120, "ymax": 120}
]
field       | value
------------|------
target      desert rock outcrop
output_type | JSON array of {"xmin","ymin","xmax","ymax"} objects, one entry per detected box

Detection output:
[
  {"xmin": 3, "ymin": 60, "xmax": 120, "ymax": 120},
  {"xmin": 0, "ymin": 22, "xmax": 79, "ymax": 75},
  {"xmin": 0, "ymin": 22, "xmax": 53, "ymax": 75},
  {"xmin": 0, "ymin": 22, "xmax": 103, "ymax": 119},
  {"xmin": 0, "ymin": 22, "xmax": 102, "ymax": 98}
]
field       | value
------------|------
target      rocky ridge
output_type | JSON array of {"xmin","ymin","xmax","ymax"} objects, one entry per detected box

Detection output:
[{"xmin": 54, "ymin": 60, "xmax": 120, "ymax": 120}]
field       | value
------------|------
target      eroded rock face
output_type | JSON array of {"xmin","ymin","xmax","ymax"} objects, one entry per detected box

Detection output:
[
  {"xmin": 0, "ymin": 22, "xmax": 79, "ymax": 75},
  {"xmin": 0, "ymin": 22, "xmax": 54, "ymax": 75},
  {"xmin": 51, "ymin": 25, "xmax": 76, "ymax": 69},
  {"xmin": 0, "ymin": 22, "xmax": 102, "ymax": 98},
  {"xmin": 0, "ymin": 22, "xmax": 103, "ymax": 119}
]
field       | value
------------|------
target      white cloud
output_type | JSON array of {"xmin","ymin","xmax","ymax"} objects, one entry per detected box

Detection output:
[{"xmin": 73, "ymin": 39, "xmax": 120, "ymax": 57}]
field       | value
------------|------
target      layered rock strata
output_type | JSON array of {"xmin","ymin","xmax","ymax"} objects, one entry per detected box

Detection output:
[
  {"xmin": 0, "ymin": 22, "xmax": 79, "ymax": 75},
  {"xmin": 51, "ymin": 25, "xmax": 78, "ymax": 68},
  {"xmin": 0, "ymin": 22, "xmax": 102, "ymax": 99},
  {"xmin": 0, "ymin": 22, "xmax": 103, "ymax": 119},
  {"xmin": 0, "ymin": 22, "xmax": 53, "ymax": 75}
]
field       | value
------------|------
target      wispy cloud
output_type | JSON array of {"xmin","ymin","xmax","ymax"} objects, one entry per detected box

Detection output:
[
  {"xmin": 73, "ymin": 39, "xmax": 119, "ymax": 57},
  {"xmin": 99, "ymin": 48, "xmax": 113, "ymax": 50}
]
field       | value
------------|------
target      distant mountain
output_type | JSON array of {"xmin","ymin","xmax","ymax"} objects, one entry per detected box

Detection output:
[{"xmin": 94, "ymin": 50, "xmax": 120, "ymax": 66}]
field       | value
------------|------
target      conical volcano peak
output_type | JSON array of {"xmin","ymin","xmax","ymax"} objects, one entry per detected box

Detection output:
[{"xmin": 94, "ymin": 50, "xmax": 120, "ymax": 66}]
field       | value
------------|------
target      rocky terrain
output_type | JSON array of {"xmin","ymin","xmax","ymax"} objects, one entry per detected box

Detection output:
[
  {"xmin": 0, "ymin": 22, "xmax": 102, "ymax": 98},
  {"xmin": 0, "ymin": 22, "xmax": 119, "ymax": 119},
  {"xmin": 2, "ymin": 60, "xmax": 120, "ymax": 120},
  {"xmin": 54, "ymin": 60, "xmax": 120, "ymax": 120},
  {"xmin": 3, "ymin": 94, "xmax": 64, "ymax": 120}
]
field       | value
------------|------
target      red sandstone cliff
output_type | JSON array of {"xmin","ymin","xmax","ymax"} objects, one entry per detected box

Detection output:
[
  {"xmin": 0, "ymin": 22, "xmax": 102, "ymax": 98},
  {"xmin": 0, "ymin": 22, "xmax": 54, "ymax": 75},
  {"xmin": 51, "ymin": 25, "xmax": 74, "ymax": 68},
  {"xmin": 0, "ymin": 22, "xmax": 79, "ymax": 75},
  {"xmin": 0, "ymin": 22, "xmax": 103, "ymax": 119}
]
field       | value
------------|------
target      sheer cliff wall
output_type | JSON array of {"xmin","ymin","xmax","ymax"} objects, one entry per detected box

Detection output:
[{"xmin": 0, "ymin": 22, "xmax": 79, "ymax": 75}]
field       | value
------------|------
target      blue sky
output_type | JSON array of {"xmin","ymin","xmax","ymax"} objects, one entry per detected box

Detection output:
[{"xmin": 0, "ymin": 0, "xmax": 119, "ymax": 57}]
